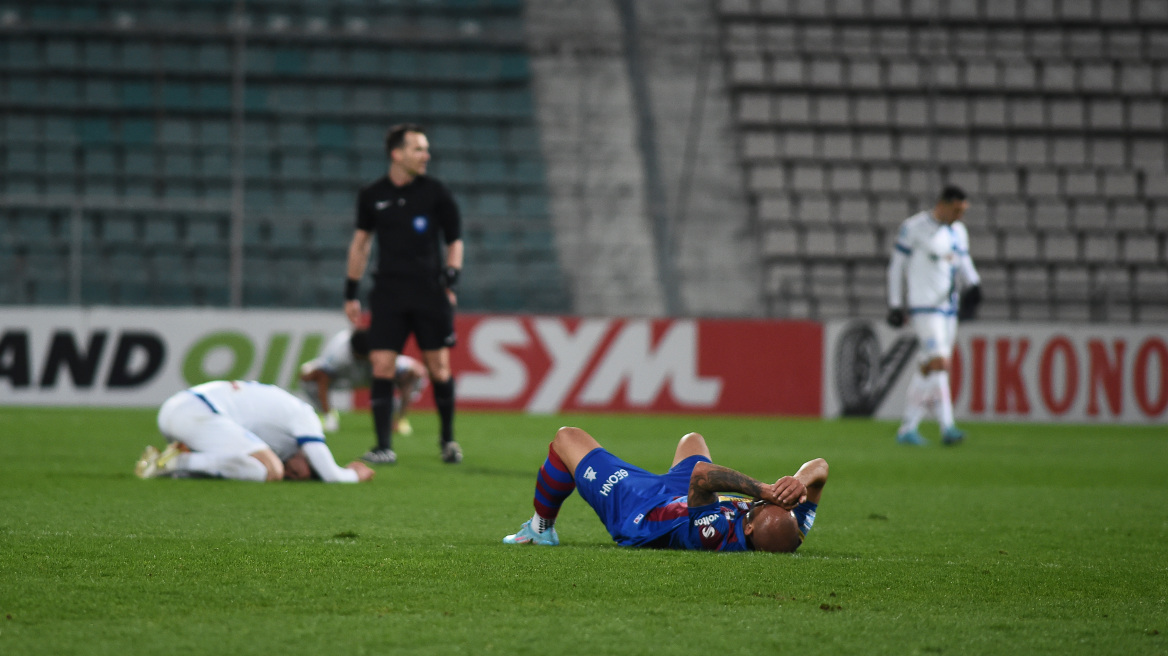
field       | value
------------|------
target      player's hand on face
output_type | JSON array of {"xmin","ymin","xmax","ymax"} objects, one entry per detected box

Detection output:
[
  {"xmin": 756, "ymin": 481, "xmax": 791, "ymax": 508},
  {"xmin": 770, "ymin": 475, "xmax": 808, "ymax": 510},
  {"xmin": 346, "ymin": 461, "xmax": 376, "ymax": 482},
  {"xmin": 344, "ymin": 300, "xmax": 363, "ymax": 326}
]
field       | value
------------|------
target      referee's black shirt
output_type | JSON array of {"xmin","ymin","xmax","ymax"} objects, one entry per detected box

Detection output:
[{"xmin": 356, "ymin": 174, "xmax": 462, "ymax": 287}]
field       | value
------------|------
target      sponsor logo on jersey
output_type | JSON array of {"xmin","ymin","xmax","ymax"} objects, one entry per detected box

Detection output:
[
  {"xmin": 598, "ymin": 468, "xmax": 628, "ymax": 497},
  {"xmin": 632, "ymin": 513, "xmax": 644, "ymax": 524},
  {"xmin": 375, "ymin": 200, "xmax": 390, "ymax": 210},
  {"xmin": 582, "ymin": 466, "xmax": 596, "ymax": 482},
  {"xmin": 413, "ymin": 216, "xmax": 428, "ymax": 233},
  {"xmin": 694, "ymin": 513, "xmax": 721, "ymax": 527}
]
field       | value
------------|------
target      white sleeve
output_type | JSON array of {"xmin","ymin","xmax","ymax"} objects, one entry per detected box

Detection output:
[
  {"xmin": 955, "ymin": 225, "xmax": 980, "ymax": 288},
  {"xmin": 300, "ymin": 440, "xmax": 359, "ymax": 483},
  {"xmin": 887, "ymin": 248, "xmax": 908, "ymax": 308},
  {"xmin": 958, "ymin": 252, "xmax": 980, "ymax": 288}
]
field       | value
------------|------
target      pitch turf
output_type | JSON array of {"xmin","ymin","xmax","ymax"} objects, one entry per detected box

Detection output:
[{"xmin": 0, "ymin": 408, "xmax": 1165, "ymax": 655}]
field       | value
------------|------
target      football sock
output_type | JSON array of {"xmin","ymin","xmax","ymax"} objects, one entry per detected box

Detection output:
[
  {"xmin": 371, "ymin": 378, "xmax": 395, "ymax": 450},
  {"xmin": 532, "ymin": 441, "xmax": 575, "ymax": 532},
  {"xmin": 899, "ymin": 370, "xmax": 928, "ymax": 434},
  {"xmin": 933, "ymin": 370, "xmax": 956, "ymax": 430},
  {"xmin": 432, "ymin": 378, "xmax": 455, "ymax": 445},
  {"xmin": 179, "ymin": 453, "xmax": 268, "ymax": 482}
]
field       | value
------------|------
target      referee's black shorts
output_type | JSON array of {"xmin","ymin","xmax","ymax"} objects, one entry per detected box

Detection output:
[{"xmin": 368, "ymin": 282, "xmax": 456, "ymax": 353}]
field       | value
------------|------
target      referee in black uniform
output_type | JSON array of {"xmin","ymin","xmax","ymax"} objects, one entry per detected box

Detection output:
[{"xmin": 344, "ymin": 124, "xmax": 464, "ymax": 464}]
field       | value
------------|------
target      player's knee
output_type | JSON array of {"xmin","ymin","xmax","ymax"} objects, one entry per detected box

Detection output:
[
  {"xmin": 427, "ymin": 362, "xmax": 451, "ymax": 382},
  {"xmin": 555, "ymin": 426, "xmax": 581, "ymax": 442},
  {"xmin": 554, "ymin": 426, "xmax": 589, "ymax": 449},
  {"xmin": 370, "ymin": 352, "xmax": 396, "ymax": 378}
]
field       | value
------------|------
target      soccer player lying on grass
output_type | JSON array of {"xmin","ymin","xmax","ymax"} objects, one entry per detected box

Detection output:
[
  {"xmin": 503, "ymin": 427, "xmax": 827, "ymax": 552},
  {"xmin": 135, "ymin": 380, "xmax": 375, "ymax": 483}
]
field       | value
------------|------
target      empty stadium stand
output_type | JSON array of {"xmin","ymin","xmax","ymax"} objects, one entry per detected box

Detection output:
[
  {"xmin": 0, "ymin": 0, "xmax": 570, "ymax": 312},
  {"xmin": 720, "ymin": 0, "xmax": 1168, "ymax": 322}
]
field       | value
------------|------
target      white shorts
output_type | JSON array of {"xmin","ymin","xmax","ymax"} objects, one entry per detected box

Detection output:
[
  {"xmin": 911, "ymin": 312, "xmax": 958, "ymax": 363},
  {"xmin": 156, "ymin": 391, "xmax": 269, "ymax": 456}
]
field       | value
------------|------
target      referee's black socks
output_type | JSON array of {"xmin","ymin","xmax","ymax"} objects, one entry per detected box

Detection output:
[
  {"xmin": 370, "ymin": 378, "xmax": 395, "ymax": 450},
  {"xmin": 433, "ymin": 378, "xmax": 456, "ymax": 445}
]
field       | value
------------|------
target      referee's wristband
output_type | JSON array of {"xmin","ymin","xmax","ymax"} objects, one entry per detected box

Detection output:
[
  {"xmin": 344, "ymin": 278, "xmax": 360, "ymax": 301},
  {"xmin": 443, "ymin": 266, "xmax": 460, "ymax": 290}
]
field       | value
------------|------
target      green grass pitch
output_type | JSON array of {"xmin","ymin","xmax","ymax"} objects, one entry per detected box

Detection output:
[{"xmin": 1, "ymin": 407, "xmax": 1165, "ymax": 655}]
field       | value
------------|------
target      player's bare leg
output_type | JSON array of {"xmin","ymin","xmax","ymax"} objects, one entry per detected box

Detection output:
[
  {"xmin": 671, "ymin": 432, "xmax": 711, "ymax": 468},
  {"xmin": 504, "ymin": 426, "xmax": 598, "ymax": 546},
  {"xmin": 550, "ymin": 426, "xmax": 602, "ymax": 475}
]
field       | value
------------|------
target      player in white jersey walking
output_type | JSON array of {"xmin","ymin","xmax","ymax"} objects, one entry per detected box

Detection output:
[
  {"xmin": 886, "ymin": 186, "xmax": 982, "ymax": 446},
  {"xmin": 135, "ymin": 380, "xmax": 375, "ymax": 483},
  {"xmin": 298, "ymin": 328, "xmax": 427, "ymax": 436}
]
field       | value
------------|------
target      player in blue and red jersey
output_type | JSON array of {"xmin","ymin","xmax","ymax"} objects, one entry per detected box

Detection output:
[{"xmin": 502, "ymin": 427, "xmax": 828, "ymax": 553}]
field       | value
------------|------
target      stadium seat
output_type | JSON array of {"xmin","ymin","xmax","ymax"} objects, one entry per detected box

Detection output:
[
  {"xmin": 142, "ymin": 215, "xmax": 181, "ymax": 247},
  {"xmin": 1043, "ymin": 233, "xmax": 1079, "ymax": 262},
  {"xmin": 967, "ymin": 226, "xmax": 999, "ymax": 261},
  {"xmin": 1082, "ymin": 234, "xmax": 1119, "ymax": 263},
  {"xmin": 1031, "ymin": 200, "xmax": 1069, "ymax": 231},
  {"xmin": 1071, "ymin": 200, "xmax": 1109, "ymax": 230},
  {"xmin": 101, "ymin": 215, "xmax": 140, "ymax": 245},
  {"xmin": 1002, "ymin": 231, "xmax": 1040, "ymax": 261},
  {"xmin": 834, "ymin": 196, "xmax": 871, "ymax": 226},
  {"xmin": 762, "ymin": 227, "xmax": 800, "ymax": 258},
  {"xmin": 185, "ymin": 217, "xmax": 225, "ymax": 250},
  {"xmin": 803, "ymin": 227, "xmax": 837, "ymax": 257},
  {"xmin": 1134, "ymin": 268, "xmax": 1168, "ymax": 302}
]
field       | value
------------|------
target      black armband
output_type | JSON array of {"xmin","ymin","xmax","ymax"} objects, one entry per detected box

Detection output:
[
  {"xmin": 344, "ymin": 278, "xmax": 360, "ymax": 301},
  {"xmin": 443, "ymin": 266, "xmax": 460, "ymax": 290}
]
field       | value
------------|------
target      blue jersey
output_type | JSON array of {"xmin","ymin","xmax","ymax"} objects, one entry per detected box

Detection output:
[{"xmin": 574, "ymin": 449, "xmax": 751, "ymax": 551}]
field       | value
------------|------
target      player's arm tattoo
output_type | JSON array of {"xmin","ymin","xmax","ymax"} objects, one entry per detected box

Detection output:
[{"xmin": 689, "ymin": 463, "xmax": 764, "ymax": 507}]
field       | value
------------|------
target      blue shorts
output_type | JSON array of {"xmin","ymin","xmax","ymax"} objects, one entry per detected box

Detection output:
[{"xmin": 575, "ymin": 448, "xmax": 710, "ymax": 546}]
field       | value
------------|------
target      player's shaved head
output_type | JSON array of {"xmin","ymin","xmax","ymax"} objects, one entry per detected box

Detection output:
[{"xmin": 746, "ymin": 504, "xmax": 803, "ymax": 553}]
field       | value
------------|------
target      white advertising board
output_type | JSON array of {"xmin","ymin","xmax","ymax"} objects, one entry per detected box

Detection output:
[
  {"xmin": 0, "ymin": 307, "xmax": 348, "ymax": 407},
  {"xmin": 823, "ymin": 320, "xmax": 1168, "ymax": 424}
]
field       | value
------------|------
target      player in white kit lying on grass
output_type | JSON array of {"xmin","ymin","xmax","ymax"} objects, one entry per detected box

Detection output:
[{"xmin": 135, "ymin": 380, "xmax": 375, "ymax": 483}]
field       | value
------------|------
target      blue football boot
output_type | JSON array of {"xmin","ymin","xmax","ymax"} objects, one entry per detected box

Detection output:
[
  {"xmin": 896, "ymin": 430, "xmax": 928, "ymax": 446},
  {"xmin": 941, "ymin": 426, "xmax": 966, "ymax": 446},
  {"xmin": 503, "ymin": 520, "xmax": 559, "ymax": 546}
]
